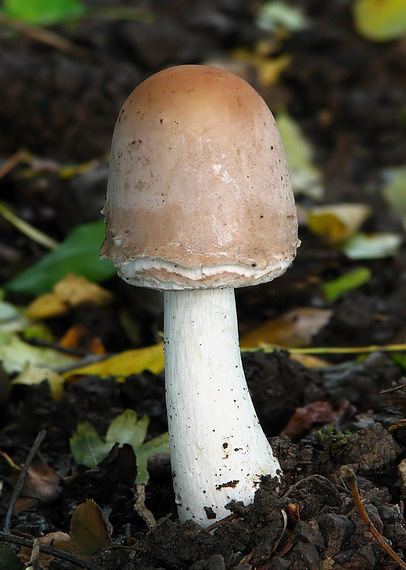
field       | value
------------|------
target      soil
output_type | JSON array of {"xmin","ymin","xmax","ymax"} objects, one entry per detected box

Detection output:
[{"xmin": 0, "ymin": 1, "xmax": 405, "ymax": 569}]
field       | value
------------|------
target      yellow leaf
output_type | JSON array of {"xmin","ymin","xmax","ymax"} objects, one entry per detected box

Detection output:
[
  {"xmin": 26, "ymin": 293, "xmax": 68, "ymax": 319},
  {"xmin": 353, "ymin": 0, "xmax": 406, "ymax": 41},
  {"xmin": 307, "ymin": 203, "xmax": 371, "ymax": 244},
  {"xmin": 232, "ymin": 47, "xmax": 290, "ymax": 87},
  {"xmin": 289, "ymin": 353, "xmax": 330, "ymax": 368},
  {"xmin": 54, "ymin": 274, "xmax": 113, "ymax": 306},
  {"xmin": 12, "ymin": 363, "xmax": 65, "ymax": 400},
  {"xmin": 64, "ymin": 343, "xmax": 165, "ymax": 379},
  {"xmin": 240, "ymin": 308, "xmax": 332, "ymax": 349},
  {"xmin": 26, "ymin": 274, "xmax": 114, "ymax": 319}
]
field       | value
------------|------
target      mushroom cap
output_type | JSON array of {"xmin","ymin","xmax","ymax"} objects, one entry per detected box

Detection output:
[{"xmin": 101, "ymin": 65, "xmax": 299, "ymax": 290}]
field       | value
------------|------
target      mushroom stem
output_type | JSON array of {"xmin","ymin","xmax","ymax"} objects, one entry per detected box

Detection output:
[{"xmin": 164, "ymin": 287, "xmax": 281, "ymax": 526}]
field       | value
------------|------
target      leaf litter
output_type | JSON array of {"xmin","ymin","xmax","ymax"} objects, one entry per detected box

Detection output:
[{"xmin": 0, "ymin": 0, "xmax": 405, "ymax": 568}]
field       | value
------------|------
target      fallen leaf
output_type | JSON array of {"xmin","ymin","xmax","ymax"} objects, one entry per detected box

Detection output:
[
  {"xmin": 0, "ymin": 332, "xmax": 78, "ymax": 374},
  {"xmin": 14, "ymin": 497, "xmax": 40, "ymax": 516},
  {"xmin": 27, "ymin": 274, "xmax": 113, "ymax": 319},
  {"xmin": 4, "ymin": 0, "xmax": 86, "ymax": 26},
  {"xmin": 60, "ymin": 324, "xmax": 105, "ymax": 354},
  {"xmin": 240, "ymin": 308, "xmax": 331, "ymax": 348},
  {"xmin": 232, "ymin": 47, "xmax": 291, "ymax": 87},
  {"xmin": 19, "ymin": 532, "xmax": 70, "ymax": 567},
  {"xmin": 353, "ymin": 0, "xmax": 406, "ymax": 41},
  {"xmin": 64, "ymin": 343, "xmax": 164, "ymax": 379},
  {"xmin": 281, "ymin": 401, "xmax": 350, "ymax": 439},
  {"xmin": 307, "ymin": 203, "xmax": 371, "ymax": 244},
  {"xmin": 106, "ymin": 409, "xmax": 149, "ymax": 449},
  {"xmin": 70, "ymin": 421, "xmax": 111, "ymax": 469},
  {"xmin": 21, "ymin": 323, "xmax": 54, "ymax": 343},
  {"xmin": 0, "ymin": 455, "xmax": 62, "ymax": 516},
  {"xmin": 257, "ymin": 0, "xmax": 309, "ymax": 32},
  {"xmin": 12, "ymin": 363, "xmax": 65, "ymax": 400},
  {"xmin": 105, "ymin": 410, "xmax": 169, "ymax": 484},
  {"xmin": 341, "ymin": 232, "xmax": 402, "ymax": 259},
  {"xmin": 54, "ymin": 274, "xmax": 113, "ymax": 306},
  {"xmin": 24, "ymin": 462, "xmax": 62, "ymax": 503},
  {"xmin": 26, "ymin": 293, "xmax": 68, "ymax": 320},
  {"xmin": 70, "ymin": 410, "xmax": 169, "ymax": 484},
  {"xmin": 133, "ymin": 431, "xmax": 169, "ymax": 485},
  {"xmin": 7, "ymin": 220, "xmax": 115, "ymax": 295},
  {"xmin": 289, "ymin": 353, "xmax": 330, "ymax": 368},
  {"xmin": 53, "ymin": 500, "xmax": 112, "ymax": 561},
  {"xmin": 322, "ymin": 267, "xmax": 372, "ymax": 302},
  {"xmin": 276, "ymin": 111, "xmax": 324, "ymax": 199}
]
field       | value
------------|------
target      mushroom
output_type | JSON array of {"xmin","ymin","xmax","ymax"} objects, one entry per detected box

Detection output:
[{"xmin": 101, "ymin": 65, "xmax": 299, "ymax": 527}]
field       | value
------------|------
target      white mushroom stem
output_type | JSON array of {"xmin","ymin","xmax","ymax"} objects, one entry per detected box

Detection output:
[{"xmin": 164, "ymin": 287, "xmax": 281, "ymax": 527}]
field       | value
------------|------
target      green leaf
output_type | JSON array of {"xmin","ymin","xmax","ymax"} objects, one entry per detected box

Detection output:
[
  {"xmin": 0, "ymin": 543, "xmax": 24, "ymax": 569},
  {"xmin": 276, "ymin": 111, "xmax": 323, "ymax": 199},
  {"xmin": 323, "ymin": 267, "xmax": 372, "ymax": 302},
  {"xmin": 392, "ymin": 353, "xmax": 406, "ymax": 369},
  {"xmin": 70, "ymin": 421, "xmax": 111, "ymax": 469},
  {"xmin": 135, "ymin": 432, "xmax": 169, "ymax": 485},
  {"xmin": 70, "ymin": 410, "xmax": 169, "ymax": 484},
  {"xmin": 106, "ymin": 409, "xmax": 149, "ymax": 450},
  {"xmin": 353, "ymin": 0, "xmax": 406, "ymax": 41},
  {"xmin": 7, "ymin": 221, "xmax": 115, "ymax": 295},
  {"xmin": 3, "ymin": 0, "xmax": 86, "ymax": 25},
  {"xmin": 105, "ymin": 410, "xmax": 169, "ymax": 483},
  {"xmin": 341, "ymin": 232, "xmax": 402, "ymax": 259}
]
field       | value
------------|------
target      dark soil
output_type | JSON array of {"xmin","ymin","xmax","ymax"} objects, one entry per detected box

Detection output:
[{"xmin": 0, "ymin": 0, "xmax": 405, "ymax": 569}]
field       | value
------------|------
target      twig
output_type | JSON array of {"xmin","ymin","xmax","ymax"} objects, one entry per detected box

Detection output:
[
  {"xmin": 340, "ymin": 465, "xmax": 406, "ymax": 569},
  {"xmin": 0, "ymin": 16, "xmax": 87, "ymax": 58},
  {"xmin": 57, "ymin": 353, "xmax": 113, "ymax": 374},
  {"xmin": 0, "ymin": 149, "xmax": 31, "ymax": 179},
  {"xmin": 0, "ymin": 201, "xmax": 59, "ymax": 250},
  {"xmin": 204, "ymin": 513, "xmax": 238, "ymax": 533},
  {"xmin": 134, "ymin": 484, "xmax": 157, "ymax": 530},
  {"xmin": 144, "ymin": 513, "xmax": 172, "ymax": 538},
  {"xmin": 4, "ymin": 429, "xmax": 47, "ymax": 533},
  {"xmin": 243, "ymin": 343, "xmax": 406, "ymax": 355},
  {"xmin": 25, "ymin": 337, "xmax": 89, "ymax": 357},
  {"xmin": 0, "ymin": 530, "xmax": 103, "ymax": 569}
]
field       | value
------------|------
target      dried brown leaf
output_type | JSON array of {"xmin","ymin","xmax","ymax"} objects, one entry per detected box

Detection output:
[{"xmin": 53, "ymin": 499, "xmax": 112, "ymax": 560}]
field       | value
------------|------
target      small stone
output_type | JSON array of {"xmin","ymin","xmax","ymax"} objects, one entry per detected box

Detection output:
[
  {"xmin": 318, "ymin": 513, "xmax": 354, "ymax": 556},
  {"xmin": 270, "ymin": 556, "xmax": 292, "ymax": 569},
  {"xmin": 294, "ymin": 520, "xmax": 325, "ymax": 549}
]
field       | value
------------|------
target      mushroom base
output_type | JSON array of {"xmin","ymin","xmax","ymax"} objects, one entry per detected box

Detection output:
[{"xmin": 164, "ymin": 288, "xmax": 281, "ymax": 527}]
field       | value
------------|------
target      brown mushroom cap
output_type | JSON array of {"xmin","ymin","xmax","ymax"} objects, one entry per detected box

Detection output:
[{"xmin": 101, "ymin": 64, "xmax": 299, "ymax": 290}]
